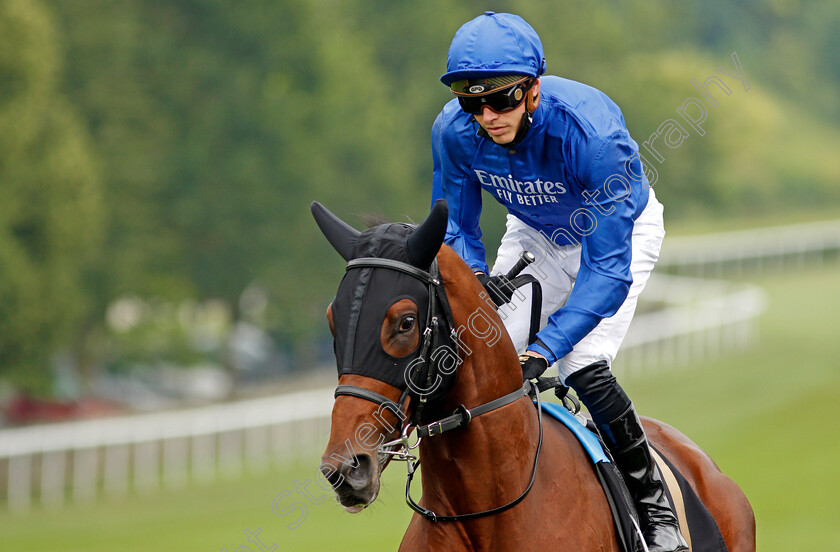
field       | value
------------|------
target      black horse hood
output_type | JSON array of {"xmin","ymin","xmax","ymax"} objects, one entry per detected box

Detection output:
[
  {"xmin": 333, "ymin": 223, "xmax": 431, "ymax": 387},
  {"xmin": 312, "ymin": 200, "xmax": 449, "ymax": 390}
]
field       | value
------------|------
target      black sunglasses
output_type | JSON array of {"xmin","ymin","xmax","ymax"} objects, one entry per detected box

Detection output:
[{"xmin": 456, "ymin": 78, "xmax": 534, "ymax": 115}]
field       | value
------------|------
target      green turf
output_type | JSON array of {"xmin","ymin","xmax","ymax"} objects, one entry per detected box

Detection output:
[
  {"xmin": 0, "ymin": 461, "xmax": 414, "ymax": 551},
  {"xmin": 2, "ymin": 265, "xmax": 839, "ymax": 550}
]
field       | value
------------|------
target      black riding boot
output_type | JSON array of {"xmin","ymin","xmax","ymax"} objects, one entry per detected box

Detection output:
[
  {"xmin": 567, "ymin": 362, "xmax": 688, "ymax": 552},
  {"xmin": 601, "ymin": 405, "xmax": 689, "ymax": 552}
]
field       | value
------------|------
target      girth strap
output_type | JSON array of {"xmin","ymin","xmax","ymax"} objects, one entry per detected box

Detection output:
[{"xmin": 417, "ymin": 381, "xmax": 530, "ymax": 438}]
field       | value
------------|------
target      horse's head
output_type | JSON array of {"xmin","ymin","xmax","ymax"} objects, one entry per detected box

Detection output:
[
  {"xmin": 312, "ymin": 199, "xmax": 520, "ymax": 513},
  {"xmin": 312, "ymin": 199, "xmax": 450, "ymax": 511}
]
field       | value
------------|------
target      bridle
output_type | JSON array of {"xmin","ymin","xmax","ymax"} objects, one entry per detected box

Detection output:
[
  {"xmin": 331, "ymin": 255, "xmax": 545, "ymax": 523},
  {"xmin": 334, "ymin": 256, "xmax": 458, "ymax": 425}
]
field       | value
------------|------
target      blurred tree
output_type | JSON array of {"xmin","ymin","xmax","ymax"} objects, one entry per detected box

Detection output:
[
  {"xmin": 6, "ymin": 0, "xmax": 835, "ymax": 390},
  {"xmin": 0, "ymin": 0, "xmax": 105, "ymax": 394},
  {"xmin": 677, "ymin": 0, "xmax": 840, "ymax": 124}
]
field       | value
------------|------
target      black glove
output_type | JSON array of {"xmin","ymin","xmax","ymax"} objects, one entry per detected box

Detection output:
[
  {"xmin": 519, "ymin": 354, "xmax": 550, "ymax": 381},
  {"xmin": 476, "ymin": 272, "xmax": 517, "ymax": 307}
]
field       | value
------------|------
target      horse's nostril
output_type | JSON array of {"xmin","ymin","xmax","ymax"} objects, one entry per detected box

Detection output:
[
  {"xmin": 345, "ymin": 454, "xmax": 375, "ymax": 491},
  {"xmin": 321, "ymin": 463, "xmax": 344, "ymax": 489}
]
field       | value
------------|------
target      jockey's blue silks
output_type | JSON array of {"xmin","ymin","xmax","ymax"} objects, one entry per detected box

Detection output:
[
  {"xmin": 432, "ymin": 75, "xmax": 651, "ymax": 364},
  {"xmin": 433, "ymin": 12, "xmax": 653, "ymax": 365}
]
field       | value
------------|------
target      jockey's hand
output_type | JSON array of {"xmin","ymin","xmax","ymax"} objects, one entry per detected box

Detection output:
[
  {"xmin": 519, "ymin": 352, "xmax": 549, "ymax": 381},
  {"xmin": 476, "ymin": 272, "xmax": 516, "ymax": 307}
]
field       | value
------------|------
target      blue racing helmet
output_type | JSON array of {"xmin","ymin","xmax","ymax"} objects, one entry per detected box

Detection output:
[{"xmin": 440, "ymin": 11, "xmax": 546, "ymax": 86}]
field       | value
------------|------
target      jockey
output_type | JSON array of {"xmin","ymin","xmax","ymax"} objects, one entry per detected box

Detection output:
[{"xmin": 431, "ymin": 12, "xmax": 688, "ymax": 552}]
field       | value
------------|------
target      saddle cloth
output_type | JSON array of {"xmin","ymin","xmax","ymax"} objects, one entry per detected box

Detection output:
[{"xmin": 540, "ymin": 401, "xmax": 729, "ymax": 552}]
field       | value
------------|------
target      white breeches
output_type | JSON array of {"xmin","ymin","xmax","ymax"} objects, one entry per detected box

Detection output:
[{"xmin": 490, "ymin": 189, "xmax": 665, "ymax": 383}]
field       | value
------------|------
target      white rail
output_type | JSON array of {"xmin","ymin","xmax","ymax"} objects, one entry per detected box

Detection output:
[
  {"xmin": 658, "ymin": 218, "xmax": 840, "ymax": 277},
  {"xmin": 615, "ymin": 275, "xmax": 767, "ymax": 376},
  {"xmin": 0, "ymin": 389, "xmax": 333, "ymax": 511}
]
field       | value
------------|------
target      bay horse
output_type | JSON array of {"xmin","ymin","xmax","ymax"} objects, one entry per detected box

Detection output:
[{"xmin": 313, "ymin": 199, "xmax": 755, "ymax": 551}]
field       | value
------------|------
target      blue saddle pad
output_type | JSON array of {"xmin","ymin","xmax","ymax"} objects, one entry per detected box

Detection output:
[{"xmin": 540, "ymin": 401, "xmax": 609, "ymax": 463}]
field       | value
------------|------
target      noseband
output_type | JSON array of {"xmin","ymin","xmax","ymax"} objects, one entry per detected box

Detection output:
[{"xmin": 331, "ymin": 254, "xmax": 545, "ymax": 523}]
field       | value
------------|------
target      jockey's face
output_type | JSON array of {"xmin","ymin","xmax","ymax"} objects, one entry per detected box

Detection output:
[{"xmin": 472, "ymin": 78, "xmax": 539, "ymax": 145}]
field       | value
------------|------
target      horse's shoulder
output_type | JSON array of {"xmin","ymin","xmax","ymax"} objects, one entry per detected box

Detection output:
[
  {"xmin": 399, "ymin": 513, "xmax": 471, "ymax": 551},
  {"xmin": 541, "ymin": 412, "xmax": 606, "ymax": 473}
]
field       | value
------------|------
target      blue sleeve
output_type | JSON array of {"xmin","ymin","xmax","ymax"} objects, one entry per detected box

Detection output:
[
  {"xmin": 528, "ymin": 131, "xmax": 642, "ymax": 364},
  {"xmin": 431, "ymin": 110, "xmax": 488, "ymax": 274}
]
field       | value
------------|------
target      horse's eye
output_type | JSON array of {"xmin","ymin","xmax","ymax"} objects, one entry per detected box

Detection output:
[{"xmin": 398, "ymin": 316, "xmax": 416, "ymax": 333}]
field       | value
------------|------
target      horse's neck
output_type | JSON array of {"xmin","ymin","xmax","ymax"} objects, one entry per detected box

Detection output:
[
  {"xmin": 416, "ymin": 359, "xmax": 538, "ymax": 528},
  {"xmin": 417, "ymin": 249, "xmax": 537, "ymax": 522},
  {"xmin": 435, "ymin": 247, "xmax": 523, "ymax": 408}
]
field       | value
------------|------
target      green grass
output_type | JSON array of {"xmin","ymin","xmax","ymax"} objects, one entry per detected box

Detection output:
[
  {"xmin": 0, "ymin": 461, "xmax": 414, "ymax": 551},
  {"xmin": 2, "ymin": 265, "xmax": 839, "ymax": 551}
]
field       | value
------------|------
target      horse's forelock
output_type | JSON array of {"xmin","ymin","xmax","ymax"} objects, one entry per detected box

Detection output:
[{"xmin": 362, "ymin": 213, "xmax": 394, "ymax": 229}]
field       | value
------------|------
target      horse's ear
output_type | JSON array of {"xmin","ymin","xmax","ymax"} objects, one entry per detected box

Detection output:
[
  {"xmin": 311, "ymin": 201, "xmax": 360, "ymax": 261},
  {"xmin": 407, "ymin": 199, "xmax": 448, "ymax": 269}
]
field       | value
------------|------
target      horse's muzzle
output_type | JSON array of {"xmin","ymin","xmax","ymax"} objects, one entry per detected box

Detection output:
[{"xmin": 321, "ymin": 452, "xmax": 380, "ymax": 513}]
